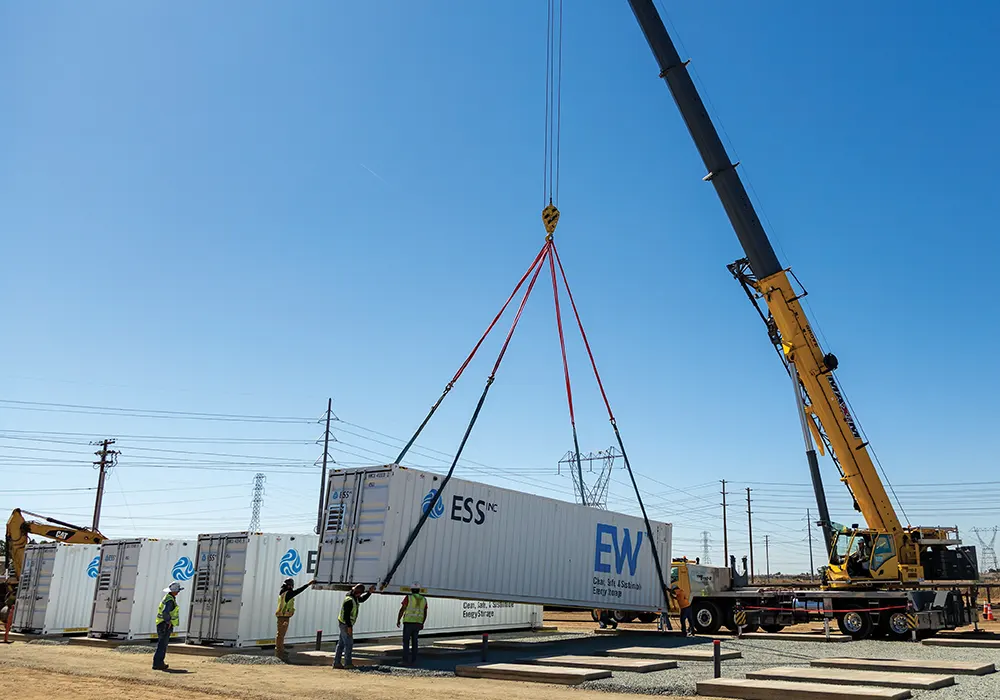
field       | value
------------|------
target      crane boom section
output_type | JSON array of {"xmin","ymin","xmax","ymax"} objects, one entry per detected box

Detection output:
[
  {"xmin": 625, "ymin": 0, "xmax": 904, "ymax": 539},
  {"xmin": 757, "ymin": 271, "xmax": 902, "ymax": 536},
  {"xmin": 626, "ymin": 0, "xmax": 781, "ymax": 280}
]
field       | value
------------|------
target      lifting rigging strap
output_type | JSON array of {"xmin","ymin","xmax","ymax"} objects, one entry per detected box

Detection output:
[{"xmin": 380, "ymin": 0, "xmax": 670, "ymax": 604}]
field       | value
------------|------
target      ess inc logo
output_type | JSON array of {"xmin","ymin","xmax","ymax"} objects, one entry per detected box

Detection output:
[
  {"xmin": 172, "ymin": 556, "xmax": 195, "ymax": 581},
  {"xmin": 87, "ymin": 556, "xmax": 100, "ymax": 578},
  {"xmin": 422, "ymin": 489, "xmax": 445, "ymax": 519},
  {"xmin": 280, "ymin": 549, "xmax": 303, "ymax": 576},
  {"xmin": 421, "ymin": 488, "xmax": 498, "ymax": 525},
  {"xmin": 594, "ymin": 524, "xmax": 644, "ymax": 576}
]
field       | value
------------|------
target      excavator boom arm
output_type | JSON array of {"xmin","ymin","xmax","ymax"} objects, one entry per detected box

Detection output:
[{"xmin": 5, "ymin": 509, "xmax": 105, "ymax": 586}]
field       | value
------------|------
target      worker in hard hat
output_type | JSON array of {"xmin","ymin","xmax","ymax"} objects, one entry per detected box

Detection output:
[
  {"xmin": 153, "ymin": 582, "xmax": 183, "ymax": 671},
  {"xmin": 333, "ymin": 583, "xmax": 375, "ymax": 669},
  {"xmin": 275, "ymin": 577, "xmax": 316, "ymax": 661},
  {"xmin": 396, "ymin": 587, "xmax": 428, "ymax": 666}
]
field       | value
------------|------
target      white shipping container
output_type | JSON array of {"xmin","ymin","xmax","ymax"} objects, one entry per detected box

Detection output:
[
  {"xmin": 315, "ymin": 465, "xmax": 673, "ymax": 611},
  {"xmin": 12, "ymin": 543, "xmax": 101, "ymax": 634},
  {"xmin": 186, "ymin": 532, "xmax": 541, "ymax": 648},
  {"xmin": 89, "ymin": 539, "xmax": 196, "ymax": 640}
]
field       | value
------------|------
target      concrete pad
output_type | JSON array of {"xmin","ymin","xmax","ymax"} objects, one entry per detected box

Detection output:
[
  {"xmin": 433, "ymin": 637, "xmax": 496, "ymax": 649},
  {"xmin": 163, "ymin": 644, "xmax": 240, "ymax": 657},
  {"xmin": 923, "ymin": 637, "xmax": 1000, "ymax": 649},
  {"xmin": 67, "ymin": 637, "xmax": 129, "ymax": 649},
  {"xmin": 294, "ymin": 650, "xmax": 379, "ymax": 667},
  {"xmin": 353, "ymin": 644, "xmax": 403, "ymax": 656},
  {"xmin": 741, "ymin": 632, "xmax": 851, "ymax": 642},
  {"xmin": 456, "ymin": 662, "xmax": 611, "ymax": 685},
  {"xmin": 609, "ymin": 645, "xmax": 742, "ymax": 661},
  {"xmin": 811, "ymin": 657, "xmax": 996, "ymax": 676},
  {"xmin": 527, "ymin": 654, "xmax": 677, "ymax": 673},
  {"xmin": 697, "ymin": 678, "xmax": 912, "ymax": 700},
  {"xmin": 748, "ymin": 666, "xmax": 954, "ymax": 690}
]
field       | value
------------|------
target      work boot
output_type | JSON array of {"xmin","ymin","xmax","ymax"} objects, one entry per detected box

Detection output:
[
  {"xmin": 153, "ymin": 664, "xmax": 169, "ymax": 671},
  {"xmin": 333, "ymin": 662, "xmax": 344, "ymax": 669}
]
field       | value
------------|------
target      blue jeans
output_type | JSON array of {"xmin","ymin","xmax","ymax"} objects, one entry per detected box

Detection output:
[
  {"xmin": 153, "ymin": 622, "xmax": 171, "ymax": 668},
  {"xmin": 679, "ymin": 607, "xmax": 695, "ymax": 635},
  {"xmin": 334, "ymin": 622, "xmax": 353, "ymax": 666},
  {"xmin": 402, "ymin": 622, "xmax": 421, "ymax": 663}
]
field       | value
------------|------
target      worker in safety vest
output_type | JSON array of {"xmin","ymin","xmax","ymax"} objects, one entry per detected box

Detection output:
[
  {"xmin": 153, "ymin": 582, "xmax": 183, "ymax": 671},
  {"xmin": 275, "ymin": 577, "xmax": 316, "ymax": 661},
  {"xmin": 2, "ymin": 582, "xmax": 16, "ymax": 644},
  {"xmin": 396, "ymin": 587, "xmax": 429, "ymax": 665},
  {"xmin": 669, "ymin": 584, "xmax": 694, "ymax": 636},
  {"xmin": 333, "ymin": 583, "xmax": 375, "ymax": 669}
]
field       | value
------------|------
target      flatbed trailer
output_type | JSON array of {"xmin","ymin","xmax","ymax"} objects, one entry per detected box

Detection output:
[{"xmin": 689, "ymin": 585, "xmax": 976, "ymax": 640}]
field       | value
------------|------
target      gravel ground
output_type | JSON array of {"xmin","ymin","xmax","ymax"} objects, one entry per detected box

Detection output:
[
  {"xmin": 113, "ymin": 644, "xmax": 156, "ymax": 654},
  {"xmin": 25, "ymin": 639, "xmax": 69, "ymax": 645},
  {"xmin": 213, "ymin": 654, "xmax": 286, "ymax": 665},
  {"xmin": 575, "ymin": 636, "xmax": 1000, "ymax": 698},
  {"xmin": 356, "ymin": 664, "xmax": 452, "ymax": 678}
]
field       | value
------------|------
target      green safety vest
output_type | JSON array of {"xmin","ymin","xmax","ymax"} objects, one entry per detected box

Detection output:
[
  {"xmin": 156, "ymin": 594, "xmax": 179, "ymax": 626},
  {"xmin": 338, "ymin": 595, "xmax": 359, "ymax": 626},
  {"xmin": 276, "ymin": 591, "xmax": 295, "ymax": 617},
  {"xmin": 402, "ymin": 594, "xmax": 427, "ymax": 624}
]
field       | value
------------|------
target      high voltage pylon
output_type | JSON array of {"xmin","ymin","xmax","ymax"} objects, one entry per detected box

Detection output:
[
  {"xmin": 972, "ymin": 527, "xmax": 1000, "ymax": 572},
  {"xmin": 248, "ymin": 473, "xmax": 266, "ymax": 532},
  {"xmin": 557, "ymin": 447, "xmax": 620, "ymax": 509},
  {"xmin": 700, "ymin": 531, "xmax": 712, "ymax": 565}
]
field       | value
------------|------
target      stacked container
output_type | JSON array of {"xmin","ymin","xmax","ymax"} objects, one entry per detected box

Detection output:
[
  {"xmin": 12, "ymin": 542, "xmax": 101, "ymax": 634},
  {"xmin": 186, "ymin": 532, "xmax": 540, "ymax": 647},
  {"xmin": 89, "ymin": 538, "xmax": 195, "ymax": 640}
]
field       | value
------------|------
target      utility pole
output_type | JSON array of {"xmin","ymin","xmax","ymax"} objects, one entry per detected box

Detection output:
[
  {"xmin": 746, "ymin": 487, "xmax": 754, "ymax": 584},
  {"xmin": 807, "ymin": 508, "xmax": 815, "ymax": 581},
  {"xmin": 764, "ymin": 534, "xmax": 770, "ymax": 582},
  {"xmin": 316, "ymin": 398, "xmax": 335, "ymax": 534},
  {"xmin": 91, "ymin": 439, "xmax": 120, "ymax": 531},
  {"xmin": 720, "ymin": 479, "xmax": 729, "ymax": 564}
]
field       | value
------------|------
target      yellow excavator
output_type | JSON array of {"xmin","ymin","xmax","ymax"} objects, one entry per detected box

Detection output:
[{"xmin": 4, "ymin": 509, "xmax": 105, "ymax": 592}]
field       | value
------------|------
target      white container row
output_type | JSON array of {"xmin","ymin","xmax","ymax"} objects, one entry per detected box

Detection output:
[
  {"xmin": 315, "ymin": 465, "xmax": 673, "ymax": 611},
  {"xmin": 186, "ymin": 532, "xmax": 542, "ymax": 647},
  {"xmin": 12, "ymin": 542, "xmax": 101, "ymax": 635}
]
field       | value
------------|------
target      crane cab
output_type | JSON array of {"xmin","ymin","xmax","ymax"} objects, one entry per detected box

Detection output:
[{"xmin": 826, "ymin": 526, "xmax": 899, "ymax": 586}]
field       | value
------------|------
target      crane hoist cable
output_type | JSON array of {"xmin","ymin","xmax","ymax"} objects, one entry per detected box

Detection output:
[{"xmin": 380, "ymin": 1, "xmax": 670, "ymax": 603}]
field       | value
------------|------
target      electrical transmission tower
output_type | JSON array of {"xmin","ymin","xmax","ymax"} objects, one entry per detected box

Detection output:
[
  {"xmin": 557, "ymin": 447, "xmax": 620, "ymax": 509},
  {"xmin": 248, "ymin": 473, "xmax": 266, "ymax": 532},
  {"xmin": 700, "ymin": 531, "xmax": 712, "ymax": 565},
  {"xmin": 972, "ymin": 527, "xmax": 1000, "ymax": 572}
]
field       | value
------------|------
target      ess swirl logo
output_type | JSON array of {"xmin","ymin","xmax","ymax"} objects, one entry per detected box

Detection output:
[
  {"xmin": 279, "ymin": 549, "xmax": 302, "ymax": 576},
  {"xmin": 172, "ymin": 556, "xmax": 195, "ymax": 581},
  {"xmin": 87, "ymin": 556, "xmax": 100, "ymax": 578},
  {"xmin": 422, "ymin": 489, "xmax": 445, "ymax": 519}
]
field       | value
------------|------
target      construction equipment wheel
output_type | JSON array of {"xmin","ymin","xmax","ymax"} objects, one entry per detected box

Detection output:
[
  {"xmin": 723, "ymin": 607, "xmax": 757, "ymax": 633},
  {"xmin": 879, "ymin": 611, "xmax": 911, "ymax": 641},
  {"xmin": 591, "ymin": 609, "xmax": 601, "ymax": 623},
  {"xmin": 837, "ymin": 610, "xmax": 873, "ymax": 640},
  {"xmin": 613, "ymin": 610, "xmax": 636, "ymax": 624},
  {"xmin": 693, "ymin": 601, "xmax": 722, "ymax": 634},
  {"xmin": 760, "ymin": 623, "xmax": 785, "ymax": 633}
]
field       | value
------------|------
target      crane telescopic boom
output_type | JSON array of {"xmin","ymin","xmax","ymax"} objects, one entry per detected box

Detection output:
[{"xmin": 622, "ymin": 1, "xmax": 973, "ymax": 586}]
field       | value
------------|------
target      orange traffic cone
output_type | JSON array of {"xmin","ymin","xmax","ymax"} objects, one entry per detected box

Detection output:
[{"xmin": 984, "ymin": 602, "xmax": 994, "ymax": 621}]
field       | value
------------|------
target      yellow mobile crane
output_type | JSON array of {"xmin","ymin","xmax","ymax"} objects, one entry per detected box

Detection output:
[{"xmin": 621, "ymin": 1, "xmax": 977, "ymax": 638}]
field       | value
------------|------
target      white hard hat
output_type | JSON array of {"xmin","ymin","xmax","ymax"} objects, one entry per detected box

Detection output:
[{"xmin": 164, "ymin": 582, "xmax": 184, "ymax": 594}]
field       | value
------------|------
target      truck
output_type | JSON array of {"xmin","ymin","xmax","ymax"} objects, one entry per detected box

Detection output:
[{"xmin": 621, "ymin": 0, "xmax": 978, "ymax": 639}]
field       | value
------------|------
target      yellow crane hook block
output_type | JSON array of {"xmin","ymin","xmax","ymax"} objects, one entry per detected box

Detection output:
[{"xmin": 542, "ymin": 203, "xmax": 560, "ymax": 239}]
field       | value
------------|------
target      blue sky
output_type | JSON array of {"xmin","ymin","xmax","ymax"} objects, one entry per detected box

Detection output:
[{"xmin": 2, "ymin": 1, "xmax": 998, "ymax": 576}]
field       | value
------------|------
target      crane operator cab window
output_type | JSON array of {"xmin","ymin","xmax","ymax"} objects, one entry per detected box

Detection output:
[
  {"xmin": 870, "ymin": 535, "xmax": 895, "ymax": 574},
  {"xmin": 830, "ymin": 530, "xmax": 876, "ymax": 579}
]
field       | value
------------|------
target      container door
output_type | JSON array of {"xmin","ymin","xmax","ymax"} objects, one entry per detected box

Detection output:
[
  {"xmin": 90, "ymin": 542, "xmax": 123, "ymax": 634},
  {"xmin": 15, "ymin": 547, "xmax": 55, "ymax": 631},
  {"xmin": 111, "ymin": 541, "xmax": 141, "ymax": 635},
  {"xmin": 214, "ymin": 536, "xmax": 248, "ymax": 642},
  {"xmin": 318, "ymin": 472, "xmax": 364, "ymax": 585},
  {"xmin": 188, "ymin": 539, "xmax": 220, "ymax": 641},
  {"xmin": 347, "ymin": 471, "xmax": 391, "ymax": 583}
]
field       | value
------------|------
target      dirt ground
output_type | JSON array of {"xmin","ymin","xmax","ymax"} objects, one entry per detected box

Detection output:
[{"xmin": 0, "ymin": 640, "xmax": 690, "ymax": 700}]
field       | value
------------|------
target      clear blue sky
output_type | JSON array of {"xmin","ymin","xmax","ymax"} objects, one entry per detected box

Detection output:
[{"xmin": 3, "ymin": 1, "xmax": 998, "ymax": 576}]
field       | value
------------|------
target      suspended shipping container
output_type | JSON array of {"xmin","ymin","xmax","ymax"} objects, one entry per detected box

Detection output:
[
  {"xmin": 12, "ymin": 542, "xmax": 101, "ymax": 635},
  {"xmin": 314, "ymin": 465, "xmax": 673, "ymax": 611},
  {"xmin": 186, "ymin": 532, "xmax": 541, "ymax": 648},
  {"xmin": 89, "ymin": 538, "xmax": 196, "ymax": 640}
]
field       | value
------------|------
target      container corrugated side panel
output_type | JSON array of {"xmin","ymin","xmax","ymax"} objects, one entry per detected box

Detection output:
[
  {"xmin": 12, "ymin": 544, "xmax": 55, "ymax": 631},
  {"xmin": 336, "ymin": 465, "xmax": 671, "ymax": 611},
  {"xmin": 46, "ymin": 543, "xmax": 101, "ymax": 634},
  {"xmin": 350, "ymin": 596, "xmax": 541, "ymax": 640},
  {"xmin": 129, "ymin": 539, "xmax": 195, "ymax": 639}
]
